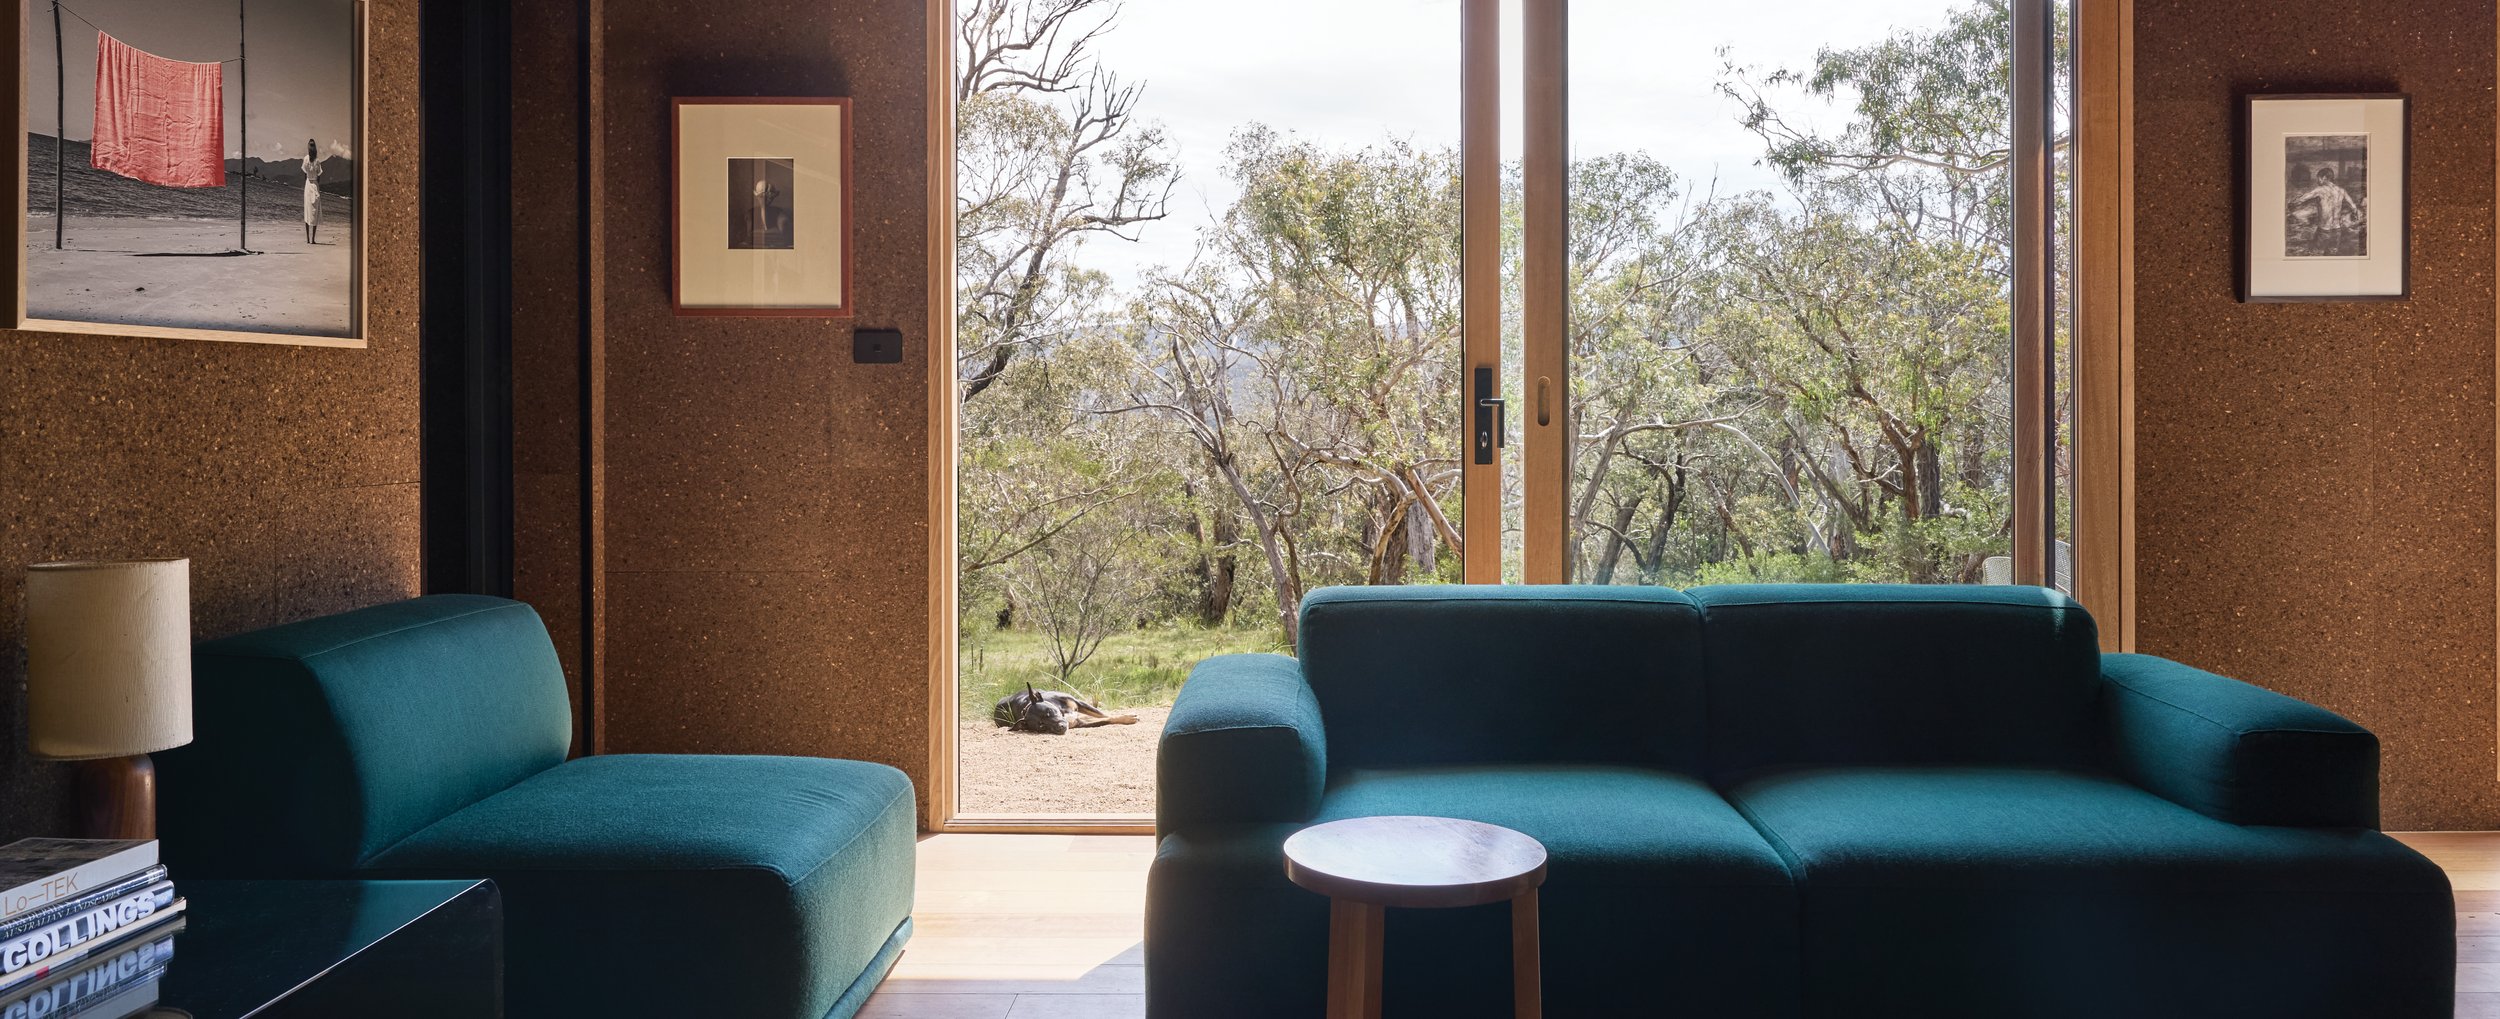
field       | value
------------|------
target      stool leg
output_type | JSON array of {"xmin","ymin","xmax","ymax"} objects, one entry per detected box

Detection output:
[
  {"xmin": 1512, "ymin": 889, "xmax": 1542, "ymax": 1019},
  {"xmin": 1326, "ymin": 897, "xmax": 1385, "ymax": 1019}
]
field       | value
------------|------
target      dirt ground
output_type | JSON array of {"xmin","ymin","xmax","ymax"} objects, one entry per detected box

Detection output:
[
  {"xmin": 26, "ymin": 213, "xmax": 355, "ymax": 337},
  {"xmin": 958, "ymin": 707, "xmax": 1172, "ymax": 816}
]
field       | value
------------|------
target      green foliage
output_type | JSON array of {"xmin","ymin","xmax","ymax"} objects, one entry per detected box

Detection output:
[
  {"xmin": 1694, "ymin": 551, "xmax": 1851, "ymax": 587},
  {"xmin": 958, "ymin": 621, "xmax": 1287, "ymax": 716}
]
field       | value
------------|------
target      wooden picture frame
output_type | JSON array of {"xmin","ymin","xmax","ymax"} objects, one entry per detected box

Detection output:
[
  {"xmin": 2241, "ymin": 93, "xmax": 2410, "ymax": 303},
  {"xmin": 11, "ymin": 0, "xmax": 368, "ymax": 348},
  {"xmin": 670, "ymin": 96, "xmax": 853, "ymax": 318}
]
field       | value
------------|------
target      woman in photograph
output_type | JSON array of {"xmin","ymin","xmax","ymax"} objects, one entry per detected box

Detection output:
[
  {"xmin": 302, "ymin": 139, "xmax": 325, "ymax": 245},
  {"xmin": 752, "ymin": 176, "xmax": 781, "ymax": 243}
]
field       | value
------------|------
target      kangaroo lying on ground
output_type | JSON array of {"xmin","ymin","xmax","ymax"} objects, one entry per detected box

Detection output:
[{"xmin": 993, "ymin": 683, "xmax": 1139, "ymax": 735}]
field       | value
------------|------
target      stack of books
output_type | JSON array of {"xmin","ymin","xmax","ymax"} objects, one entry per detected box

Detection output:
[{"xmin": 0, "ymin": 839, "xmax": 184, "ymax": 1019}]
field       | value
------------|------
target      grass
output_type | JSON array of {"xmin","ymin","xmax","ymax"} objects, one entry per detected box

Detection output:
[{"xmin": 958, "ymin": 623, "xmax": 1288, "ymax": 718}]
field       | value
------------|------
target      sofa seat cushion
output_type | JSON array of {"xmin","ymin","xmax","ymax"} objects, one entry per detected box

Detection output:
[
  {"xmin": 1725, "ymin": 767, "xmax": 2452, "ymax": 1019},
  {"xmin": 370, "ymin": 755, "xmax": 917, "ymax": 1019},
  {"xmin": 1147, "ymin": 765, "xmax": 1798, "ymax": 1018},
  {"xmin": 1317, "ymin": 764, "xmax": 1792, "ymax": 884}
]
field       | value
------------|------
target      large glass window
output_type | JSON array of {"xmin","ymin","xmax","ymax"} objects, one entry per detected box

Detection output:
[
  {"xmin": 1560, "ymin": 0, "xmax": 2068, "ymax": 587},
  {"xmin": 942, "ymin": 0, "xmax": 2075, "ymax": 824}
]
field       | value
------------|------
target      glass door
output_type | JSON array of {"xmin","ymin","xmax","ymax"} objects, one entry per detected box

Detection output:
[{"xmin": 947, "ymin": 0, "xmax": 1496, "ymax": 822}]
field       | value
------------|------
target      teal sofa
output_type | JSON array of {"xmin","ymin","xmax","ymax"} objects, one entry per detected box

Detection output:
[
  {"xmin": 1148, "ymin": 585, "xmax": 2453, "ymax": 1018},
  {"xmin": 156, "ymin": 595, "xmax": 917, "ymax": 1019}
]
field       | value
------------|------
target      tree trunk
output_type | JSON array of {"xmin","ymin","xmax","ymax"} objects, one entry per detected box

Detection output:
[
  {"xmin": 1567, "ymin": 420, "xmax": 1630, "ymax": 584},
  {"xmin": 1914, "ymin": 436, "xmax": 1944, "ymax": 522},
  {"xmin": 1214, "ymin": 454, "xmax": 1301, "ymax": 646},
  {"xmin": 1367, "ymin": 503, "xmax": 1406, "ymax": 586},
  {"xmin": 1202, "ymin": 508, "xmax": 1239, "ymax": 626},
  {"xmin": 1591, "ymin": 496, "xmax": 1641, "ymax": 585},
  {"xmin": 1716, "ymin": 497, "xmax": 1756, "ymax": 559},
  {"xmin": 1183, "ymin": 486, "xmax": 1214, "ymax": 621},
  {"xmin": 1638, "ymin": 467, "xmax": 1686, "ymax": 585},
  {"xmin": 1639, "ymin": 508, "xmax": 1673, "ymax": 584},
  {"xmin": 1405, "ymin": 498, "xmax": 1436, "ymax": 578}
]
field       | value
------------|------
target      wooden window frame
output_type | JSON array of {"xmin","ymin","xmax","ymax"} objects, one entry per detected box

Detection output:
[{"xmin": 2073, "ymin": 0, "xmax": 2134, "ymax": 650}]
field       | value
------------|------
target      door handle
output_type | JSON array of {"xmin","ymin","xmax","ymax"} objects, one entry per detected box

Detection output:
[{"xmin": 1473, "ymin": 366, "xmax": 1505, "ymax": 465}]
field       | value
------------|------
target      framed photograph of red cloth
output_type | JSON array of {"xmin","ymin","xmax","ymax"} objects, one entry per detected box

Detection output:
[
  {"xmin": 671, "ymin": 97, "xmax": 853, "ymax": 317},
  {"xmin": 9, "ymin": 0, "xmax": 368, "ymax": 347},
  {"xmin": 2241, "ymin": 94, "xmax": 2410, "ymax": 303}
]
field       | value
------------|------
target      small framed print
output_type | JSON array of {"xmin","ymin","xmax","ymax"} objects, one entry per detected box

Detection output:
[
  {"xmin": 671, "ymin": 97, "xmax": 852, "ymax": 316},
  {"xmin": 2242, "ymin": 93, "xmax": 2409, "ymax": 302}
]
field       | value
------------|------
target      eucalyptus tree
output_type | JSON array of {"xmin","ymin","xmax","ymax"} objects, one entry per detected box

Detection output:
[
  {"xmin": 1679, "ymin": 0, "xmax": 2032, "ymax": 583},
  {"xmin": 953, "ymin": 0, "xmax": 1182, "ymax": 615},
  {"xmin": 1557, "ymin": 154, "xmax": 1786, "ymax": 584},
  {"xmin": 1095, "ymin": 129, "xmax": 1470, "ymax": 643},
  {"xmin": 1214, "ymin": 128, "xmax": 1466, "ymax": 589},
  {"xmin": 955, "ymin": 0, "xmax": 1176, "ymax": 405}
]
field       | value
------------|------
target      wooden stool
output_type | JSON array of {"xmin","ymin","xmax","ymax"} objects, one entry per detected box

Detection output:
[{"xmin": 1283, "ymin": 815, "xmax": 1548, "ymax": 1019}]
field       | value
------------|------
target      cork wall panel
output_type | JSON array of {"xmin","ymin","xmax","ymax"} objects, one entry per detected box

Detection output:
[
  {"xmin": 590, "ymin": 0, "xmax": 931, "ymax": 808},
  {"xmin": 0, "ymin": 0, "xmax": 424, "ymax": 837},
  {"xmin": 2133, "ymin": 0, "xmax": 2499, "ymax": 829}
]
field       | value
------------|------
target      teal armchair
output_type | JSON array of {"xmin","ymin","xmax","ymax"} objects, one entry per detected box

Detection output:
[{"xmin": 157, "ymin": 595, "xmax": 916, "ymax": 1019}]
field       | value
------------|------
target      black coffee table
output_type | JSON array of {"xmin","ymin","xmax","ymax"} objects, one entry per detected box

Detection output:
[{"xmin": 82, "ymin": 879, "xmax": 501, "ymax": 1018}]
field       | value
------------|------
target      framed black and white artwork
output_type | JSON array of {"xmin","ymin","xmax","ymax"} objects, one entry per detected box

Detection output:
[
  {"xmin": 671, "ymin": 97, "xmax": 852, "ymax": 317},
  {"xmin": 2242, "ymin": 93, "xmax": 2409, "ymax": 303}
]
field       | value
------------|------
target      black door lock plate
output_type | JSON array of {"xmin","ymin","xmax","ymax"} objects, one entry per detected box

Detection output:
[{"xmin": 1473, "ymin": 365, "xmax": 1505, "ymax": 465}]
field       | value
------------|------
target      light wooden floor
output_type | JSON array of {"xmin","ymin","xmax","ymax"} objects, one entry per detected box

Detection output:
[
  {"xmin": 2408, "ymin": 832, "xmax": 2500, "ymax": 1017},
  {"xmin": 863, "ymin": 834, "xmax": 1151, "ymax": 1019},
  {"xmin": 862, "ymin": 831, "xmax": 2495, "ymax": 1019}
]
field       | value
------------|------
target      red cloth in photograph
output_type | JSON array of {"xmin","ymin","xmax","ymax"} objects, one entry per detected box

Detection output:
[{"xmin": 90, "ymin": 32, "xmax": 226, "ymax": 188}]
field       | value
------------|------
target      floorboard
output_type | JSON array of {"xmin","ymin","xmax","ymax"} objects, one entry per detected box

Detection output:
[{"xmin": 861, "ymin": 830, "xmax": 2494, "ymax": 1017}]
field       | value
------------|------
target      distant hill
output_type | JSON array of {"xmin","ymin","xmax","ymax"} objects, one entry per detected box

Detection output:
[
  {"xmin": 27, "ymin": 133, "xmax": 356, "ymax": 222},
  {"xmin": 228, "ymin": 152, "xmax": 359, "ymax": 192}
]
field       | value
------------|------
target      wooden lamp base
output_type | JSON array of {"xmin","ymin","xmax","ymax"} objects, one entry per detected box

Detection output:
[{"xmin": 73, "ymin": 755, "xmax": 157, "ymax": 841}]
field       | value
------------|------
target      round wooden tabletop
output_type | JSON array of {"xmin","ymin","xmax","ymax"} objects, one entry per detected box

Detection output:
[{"xmin": 1284, "ymin": 816, "xmax": 1549, "ymax": 909}]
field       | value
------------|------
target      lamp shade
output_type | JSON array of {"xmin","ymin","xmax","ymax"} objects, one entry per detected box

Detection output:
[{"xmin": 25, "ymin": 559, "xmax": 193, "ymax": 760}]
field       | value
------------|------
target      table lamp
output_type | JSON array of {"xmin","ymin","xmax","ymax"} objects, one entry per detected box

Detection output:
[{"xmin": 25, "ymin": 559, "xmax": 193, "ymax": 840}]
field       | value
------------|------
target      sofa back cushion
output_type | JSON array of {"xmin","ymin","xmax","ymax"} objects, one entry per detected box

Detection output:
[
  {"xmin": 159, "ymin": 595, "xmax": 574, "ymax": 876},
  {"xmin": 1692, "ymin": 585, "xmax": 2102, "ymax": 778},
  {"xmin": 1297, "ymin": 586, "xmax": 1707, "ymax": 771}
]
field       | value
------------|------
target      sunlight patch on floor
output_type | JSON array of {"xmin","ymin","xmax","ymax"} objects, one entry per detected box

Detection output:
[{"xmin": 861, "ymin": 835, "xmax": 1153, "ymax": 1019}]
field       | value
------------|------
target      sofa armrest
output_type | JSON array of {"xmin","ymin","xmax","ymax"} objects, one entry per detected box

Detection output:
[
  {"xmin": 2101, "ymin": 653, "xmax": 2379, "ymax": 828},
  {"xmin": 1157, "ymin": 654, "xmax": 1327, "ymax": 828}
]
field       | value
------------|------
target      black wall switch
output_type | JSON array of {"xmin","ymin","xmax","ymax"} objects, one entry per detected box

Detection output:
[{"xmin": 853, "ymin": 328, "xmax": 904, "ymax": 364}]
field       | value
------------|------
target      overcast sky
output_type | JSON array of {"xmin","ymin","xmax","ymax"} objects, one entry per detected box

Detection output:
[
  {"xmin": 26, "ymin": 0, "xmax": 358, "ymax": 162},
  {"xmin": 1069, "ymin": 0, "xmax": 1972, "ymax": 286}
]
